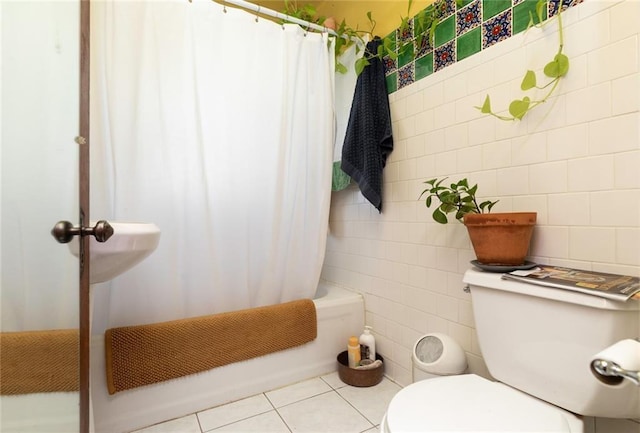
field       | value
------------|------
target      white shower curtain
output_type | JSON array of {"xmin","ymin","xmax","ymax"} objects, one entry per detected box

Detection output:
[{"xmin": 91, "ymin": 0, "xmax": 334, "ymax": 328}]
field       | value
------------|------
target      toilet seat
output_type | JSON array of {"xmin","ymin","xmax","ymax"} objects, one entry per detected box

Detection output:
[{"xmin": 382, "ymin": 374, "xmax": 583, "ymax": 433}]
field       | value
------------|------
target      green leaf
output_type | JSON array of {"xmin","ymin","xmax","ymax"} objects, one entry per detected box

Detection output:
[
  {"xmin": 535, "ymin": 0, "xmax": 546, "ymax": 23},
  {"xmin": 429, "ymin": 19, "xmax": 438, "ymax": 46},
  {"xmin": 479, "ymin": 95, "xmax": 492, "ymax": 113},
  {"xmin": 544, "ymin": 53, "xmax": 570, "ymax": 78},
  {"xmin": 508, "ymin": 96, "xmax": 531, "ymax": 120},
  {"xmin": 433, "ymin": 208, "xmax": 448, "ymax": 224},
  {"xmin": 355, "ymin": 57, "xmax": 370, "ymax": 76},
  {"xmin": 335, "ymin": 62, "xmax": 348, "ymax": 74},
  {"xmin": 526, "ymin": 11, "xmax": 535, "ymax": 30},
  {"xmin": 521, "ymin": 70, "xmax": 537, "ymax": 90}
]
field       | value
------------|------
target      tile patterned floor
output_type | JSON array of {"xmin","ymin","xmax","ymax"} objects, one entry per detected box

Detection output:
[{"xmin": 130, "ymin": 372, "xmax": 402, "ymax": 433}]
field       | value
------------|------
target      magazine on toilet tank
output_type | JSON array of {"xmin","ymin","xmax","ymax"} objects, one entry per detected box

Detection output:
[{"xmin": 502, "ymin": 265, "xmax": 640, "ymax": 302}]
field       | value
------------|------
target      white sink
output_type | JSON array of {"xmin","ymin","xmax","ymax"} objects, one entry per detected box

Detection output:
[{"xmin": 68, "ymin": 222, "xmax": 160, "ymax": 283}]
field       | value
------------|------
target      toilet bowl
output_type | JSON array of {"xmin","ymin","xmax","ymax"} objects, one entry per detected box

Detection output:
[{"xmin": 381, "ymin": 374, "xmax": 583, "ymax": 432}]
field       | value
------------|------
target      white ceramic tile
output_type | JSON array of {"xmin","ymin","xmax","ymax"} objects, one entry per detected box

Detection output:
[
  {"xmin": 482, "ymin": 139, "xmax": 511, "ymax": 170},
  {"xmin": 406, "ymin": 135, "xmax": 425, "ymax": 158},
  {"xmin": 392, "ymin": 343, "xmax": 413, "ymax": 371},
  {"xmin": 587, "ymin": 36, "xmax": 638, "ymax": 85},
  {"xmin": 433, "ymin": 101, "xmax": 456, "ymax": 129},
  {"xmin": 447, "ymin": 322, "xmax": 473, "ymax": 353},
  {"xmin": 589, "ymin": 112, "xmax": 639, "ymax": 155},
  {"xmin": 564, "ymin": 6, "xmax": 611, "ymax": 57},
  {"xmin": 569, "ymin": 227, "xmax": 616, "ymax": 262},
  {"xmin": 547, "ymin": 193, "xmax": 590, "ymax": 226},
  {"xmin": 209, "ymin": 410, "xmax": 290, "ymax": 433},
  {"xmin": 496, "ymin": 166, "xmax": 530, "ymax": 196},
  {"xmin": 443, "ymin": 73, "xmax": 468, "ymax": 103},
  {"xmin": 525, "ymin": 96, "xmax": 567, "ymax": 135},
  {"xmin": 591, "ymin": 190, "xmax": 640, "ymax": 227},
  {"xmin": 467, "ymin": 61, "xmax": 495, "ymax": 95},
  {"xmin": 513, "ymin": 194, "xmax": 547, "ymax": 223},
  {"xmin": 406, "ymin": 91, "xmax": 424, "ymax": 116},
  {"xmin": 616, "ymin": 228, "xmax": 640, "ymax": 267},
  {"xmin": 277, "ymin": 390, "xmax": 373, "ymax": 433},
  {"xmin": 609, "ymin": 0, "xmax": 640, "ymax": 42},
  {"xmin": 389, "ymin": 97, "xmax": 406, "ymax": 122},
  {"xmin": 423, "ymin": 82, "xmax": 444, "ymax": 110},
  {"xmin": 395, "ymin": 116, "xmax": 415, "ymax": 141},
  {"xmin": 614, "ymin": 151, "xmax": 640, "ymax": 189},
  {"xmin": 546, "ymin": 123, "xmax": 589, "ymax": 161},
  {"xmin": 529, "ymin": 161, "xmax": 568, "ymax": 194},
  {"xmin": 511, "ymin": 132, "xmax": 547, "ymax": 166},
  {"xmin": 468, "ymin": 116, "xmax": 496, "ymax": 146},
  {"xmin": 425, "ymin": 128, "xmax": 445, "ymax": 154},
  {"xmin": 197, "ymin": 394, "xmax": 274, "ymax": 431},
  {"xmin": 131, "ymin": 414, "xmax": 201, "ymax": 433},
  {"xmin": 458, "ymin": 300, "xmax": 475, "ymax": 328},
  {"xmin": 444, "ymin": 123, "xmax": 468, "ymax": 150},
  {"xmin": 265, "ymin": 377, "xmax": 332, "ymax": 408},
  {"xmin": 568, "ymin": 155, "xmax": 615, "ymax": 192},
  {"xmin": 434, "ymin": 150, "xmax": 457, "ymax": 176},
  {"xmin": 435, "ymin": 294, "xmax": 458, "ymax": 322},
  {"xmin": 530, "ymin": 226, "xmax": 569, "ymax": 259},
  {"xmin": 415, "ymin": 108, "xmax": 435, "ymax": 135},
  {"xmin": 612, "ymin": 73, "xmax": 640, "ymax": 115},
  {"xmin": 320, "ymin": 371, "xmax": 346, "ymax": 390},
  {"xmin": 337, "ymin": 378, "xmax": 402, "ymax": 426},
  {"xmin": 565, "ymin": 82, "xmax": 612, "ymax": 125}
]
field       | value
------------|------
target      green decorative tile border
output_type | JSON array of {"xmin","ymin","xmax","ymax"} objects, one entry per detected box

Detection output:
[{"xmin": 384, "ymin": 0, "xmax": 583, "ymax": 93}]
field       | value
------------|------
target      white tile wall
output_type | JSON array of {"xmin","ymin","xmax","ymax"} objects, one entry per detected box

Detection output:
[{"xmin": 322, "ymin": 1, "xmax": 639, "ymax": 431}]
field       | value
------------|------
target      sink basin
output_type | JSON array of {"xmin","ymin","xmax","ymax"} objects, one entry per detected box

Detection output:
[{"xmin": 68, "ymin": 222, "xmax": 160, "ymax": 283}]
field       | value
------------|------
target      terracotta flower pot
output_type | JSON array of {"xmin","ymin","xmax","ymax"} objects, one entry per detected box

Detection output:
[{"xmin": 463, "ymin": 212, "xmax": 537, "ymax": 266}]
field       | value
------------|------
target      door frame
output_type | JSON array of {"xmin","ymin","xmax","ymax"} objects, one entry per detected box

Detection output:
[{"xmin": 79, "ymin": 1, "xmax": 90, "ymax": 431}]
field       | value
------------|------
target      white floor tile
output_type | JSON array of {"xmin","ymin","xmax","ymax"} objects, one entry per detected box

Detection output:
[
  {"xmin": 265, "ymin": 377, "xmax": 333, "ymax": 408},
  {"xmin": 130, "ymin": 414, "xmax": 201, "ymax": 433},
  {"xmin": 277, "ymin": 391, "xmax": 373, "ymax": 433},
  {"xmin": 209, "ymin": 411, "xmax": 290, "ymax": 433},
  {"xmin": 320, "ymin": 371, "xmax": 347, "ymax": 390},
  {"xmin": 197, "ymin": 394, "xmax": 274, "ymax": 431},
  {"xmin": 337, "ymin": 378, "xmax": 402, "ymax": 426}
]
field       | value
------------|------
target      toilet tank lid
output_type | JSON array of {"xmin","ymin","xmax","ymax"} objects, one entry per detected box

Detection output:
[
  {"xmin": 463, "ymin": 268, "xmax": 639, "ymax": 311},
  {"xmin": 385, "ymin": 374, "xmax": 582, "ymax": 433}
]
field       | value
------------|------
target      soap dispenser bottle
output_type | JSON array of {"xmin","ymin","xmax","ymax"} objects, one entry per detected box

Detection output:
[{"xmin": 359, "ymin": 326, "xmax": 376, "ymax": 361}]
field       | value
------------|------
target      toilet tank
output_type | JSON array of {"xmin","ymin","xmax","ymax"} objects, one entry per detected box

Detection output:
[{"xmin": 463, "ymin": 268, "xmax": 640, "ymax": 419}]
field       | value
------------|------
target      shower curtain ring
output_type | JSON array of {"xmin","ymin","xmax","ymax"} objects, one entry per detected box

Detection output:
[
  {"xmin": 222, "ymin": 1, "xmax": 227, "ymax": 13},
  {"xmin": 255, "ymin": 6, "xmax": 260, "ymax": 22}
]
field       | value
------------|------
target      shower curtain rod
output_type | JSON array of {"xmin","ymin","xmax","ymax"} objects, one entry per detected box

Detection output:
[{"xmin": 216, "ymin": 0, "xmax": 355, "ymax": 41}]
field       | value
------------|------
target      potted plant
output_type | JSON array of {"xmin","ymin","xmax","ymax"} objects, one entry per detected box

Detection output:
[{"xmin": 420, "ymin": 178, "xmax": 536, "ymax": 266}]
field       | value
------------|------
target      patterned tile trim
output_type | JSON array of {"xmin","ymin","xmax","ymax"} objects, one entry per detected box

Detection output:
[{"xmin": 384, "ymin": 0, "xmax": 583, "ymax": 94}]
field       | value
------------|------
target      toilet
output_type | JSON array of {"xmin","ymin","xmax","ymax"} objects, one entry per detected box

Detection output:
[{"xmin": 381, "ymin": 268, "xmax": 640, "ymax": 432}]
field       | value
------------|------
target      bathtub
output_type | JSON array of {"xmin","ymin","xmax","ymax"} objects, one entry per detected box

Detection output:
[{"xmin": 91, "ymin": 280, "xmax": 364, "ymax": 433}]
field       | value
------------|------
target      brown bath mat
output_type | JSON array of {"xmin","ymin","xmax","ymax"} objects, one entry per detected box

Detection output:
[
  {"xmin": 105, "ymin": 298, "xmax": 317, "ymax": 394},
  {"xmin": 0, "ymin": 329, "xmax": 79, "ymax": 395}
]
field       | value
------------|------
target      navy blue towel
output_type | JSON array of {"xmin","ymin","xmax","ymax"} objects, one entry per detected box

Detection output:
[{"xmin": 340, "ymin": 38, "xmax": 394, "ymax": 212}]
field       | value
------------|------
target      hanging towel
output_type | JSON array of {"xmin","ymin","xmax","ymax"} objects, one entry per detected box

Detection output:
[
  {"xmin": 332, "ymin": 38, "xmax": 367, "ymax": 191},
  {"xmin": 340, "ymin": 38, "xmax": 393, "ymax": 211}
]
